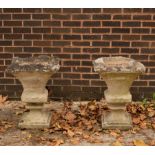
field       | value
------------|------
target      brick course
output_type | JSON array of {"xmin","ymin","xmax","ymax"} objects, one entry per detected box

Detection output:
[{"xmin": 0, "ymin": 8, "xmax": 155, "ymax": 101}]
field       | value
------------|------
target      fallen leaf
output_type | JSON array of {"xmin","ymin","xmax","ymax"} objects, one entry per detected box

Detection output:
[
  {"xmin": 148, "ymin": 140, "xmax": 155, "ymax": 146},
  {"xmin": 112, "ymin": 140, "xmax": 122, "ymax": 146},
  {"xmin": 88, "ymin": 101, "xmax": 97, "ymax": 111},
  {"xmin": 49, "ymin": 138, "xmax": 64, "ymax": 146},
  {"xmin": 64, "ymin": 111, "xmax": 76, "ymax": 123},
  {"xmin": 67, "ymin": 129, "xmax": 75, "ymax": 137},
  {"xmin": 70, "ymin": 137, "xmax": 80, "ymax": 145},
  {"xmin": 0, "ymin": 95, "xmax": 7, "ymax": 104},
  {"xmin": 139, "ymin": 114, "xmax": 146, "ymax": 121},
  {"xmin": 152, "ymin": 123, "xmax": 155, "ymax": 129},
  {"xmin": 140, "ymin": 122, "xmax": 147, "ymax": 129},
  {"xmin": 148, "ymin": 111, "xmax": 155, "ymax": 117},
  {"xmin": 133, "ymin": 139, "xmax": 148, "ymax": 146},
  {"xmin": 0, "ymin": 95, "xmax": 8, "ymax": 109},
  {"xmin": 133, "ymin": 117, "xmax": 141, "ymax": 125},
  {"xmin": 110, "ymin": 131, "xmax": 119, "ymax": 137}
]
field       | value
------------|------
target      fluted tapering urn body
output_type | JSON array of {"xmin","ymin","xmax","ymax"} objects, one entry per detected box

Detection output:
[
  {"xmin": 93, "ymin": 56, "xmax": 145, "ymax": 130},
  {"xmin": 6, "ymin": 55, "xmax": 60, "ymax": 129}
]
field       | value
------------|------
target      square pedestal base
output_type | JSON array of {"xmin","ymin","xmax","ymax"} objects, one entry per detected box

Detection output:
[
  {"xmin": 18, "ymin": 110, "xmax": 52, "ymax": 129},
  {"xmin": 102, "ymin": 110, "xmax": 132, "ymax": 130}
]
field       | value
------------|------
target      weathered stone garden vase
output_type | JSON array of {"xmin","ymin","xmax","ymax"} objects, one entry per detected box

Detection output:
[
  {"xmin": 93, "ymin": 56, "xmax": 145, "ymax": 130},
  {"xmin": 6, "ymin": 55, "xmax": 60, "ymax": 129}
]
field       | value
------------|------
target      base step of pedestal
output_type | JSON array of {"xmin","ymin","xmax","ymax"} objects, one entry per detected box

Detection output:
[
  {"xmin": 101, "ymin": 110, "xmax": 132, "ymax": 130},
  {"xmin": 18, "ymin": 111, "xmax": 52, "ymax": 129}
]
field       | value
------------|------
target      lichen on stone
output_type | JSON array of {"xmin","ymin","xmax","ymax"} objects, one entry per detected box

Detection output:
[
  {"xmin": 93, "ymin": 56, "xmax": 146, "ymax": 73},
  {"xmin": 6, "ymin": 55, "xmax": 60, "ymax": 73}
]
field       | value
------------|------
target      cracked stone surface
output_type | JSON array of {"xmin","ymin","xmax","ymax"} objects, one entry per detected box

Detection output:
[
  {"xmin": 93, "ymin": 56, "xmax": 146, "ymax": 130},
  {"xmin": 6, "ymin": 55, "xmax": 60, "ymax": 129}
]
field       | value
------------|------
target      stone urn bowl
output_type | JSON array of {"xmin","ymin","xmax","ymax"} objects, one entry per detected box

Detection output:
[
  {"xmin": 93, "ymin": 56, "xmax": 145, "ymax": 130},
  {"xmin": 6, "ymin": 55, "xmax": 60, "ymax": 129}
]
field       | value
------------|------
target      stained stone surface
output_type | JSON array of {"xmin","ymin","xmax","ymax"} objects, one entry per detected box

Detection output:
[
  {"xmin": 7, "ymin": 55, "xmax": 60, "ymax": 73},
  {"xmin": 93, "ymin": 56, "xmax": 145, "ymax": 130},
  {"xmin": 6, "ymin": 55, "xmax": 60, "ymax": 129},
  {"xmin": 93, "ymin": 56, "xmax": 145, "ymax": 73},
  {"xmin": 6, "ymin": 55, "xmax": 60, "ymax": 103}
]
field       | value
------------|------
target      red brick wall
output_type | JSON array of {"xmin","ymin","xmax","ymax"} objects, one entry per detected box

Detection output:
[{"xmin": 0, "ymin": 8, "xmax": 155, "ymax": 101}]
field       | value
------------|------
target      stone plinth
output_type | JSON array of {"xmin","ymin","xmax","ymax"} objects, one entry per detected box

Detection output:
[
  {"xmin": 93, "ymin": 56, "xmax": 145, "ymax": 130},
  {"xmin": 6, "ymin": 55, "xmax": 60, "ymax": 129}
]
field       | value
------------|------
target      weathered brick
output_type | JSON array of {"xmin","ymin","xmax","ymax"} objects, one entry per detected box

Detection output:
[
  {"xmin": 112, "ymin": 28, "xmax": 130, "ymax": 33},
  {"xmin": 83, "ymin": 48, "xmax": 100, "ymax": 53},
  {"xmin": 0, "ymin": 14, "xmax": 11, "ymax": 20},
  {"xmin": 0, "ymin": 28, "xmax": 11, "ymax": 33},
  {"xmin": 72, "ymin": 14, "xmax": 91, "ymax": 20},
  {"xmin": 101, "ymin": 48, "xmax": 119, "ymax": 54},
  {"xmin": 43, "ymin": 21, "xmax": 61, "ymax": 27},
  {"xmin": 24, "ymin": 34, "xmax": 42, "ymax": 40},
  {"xmin": 103, "ymin": 35, "xmax": 121, "ymax": 40},
  {"xmin": 24, "ymin": 21, "xmax": 41, "ymax": 27},
  {"xmin": 83, "ymin": 8, "xmax": 101, "ymax": 13},
  {"xmin": 23, "ymin": 8, "xmax": 41, "ymax": 13},
  {"xmin": 63, "ymin": 48, "xmax": 81, "ymax": 53},
  {"xmin": 121, "ymin": 48, "xmax": 139, "ymax": 54},
  {"xmin": 93, "ymin": 14, "xmax": 111, "ymax": 20},
  {"xmin": 12, "ymin": 14, "xmax": 31, "ymax": 20},
  {"xmin": 103, "ymin": 8, "xmax": 122, "ymax": 13},
  {"xmin": 43, "ymin": 47, "xmax": 61, "ymax": 53},
  {"xmin": 63, "ymin": 8, "xmax": 81, "ymax": 13},
  {"xmin": 102, "ymin": 21, "xmax": 120, "ymax": 27},
  {"xmin": 113, "ymin": 15, "xmax": 131, "ymax": 20},
  {"xmin": 92, "ymin": 28, "xmax": 110, "ymax": 33},
  {"xmin": 23, "ymin": 47, "xmax": 42, "ymax": 53},
  {"xmin": 122, "ymin": 35, "xmax": 140, "ymax": 40},
  {"xmin": 13, "ymin": 28, "xmax": 31, "ymax": 33},
  {"xmin": 143, "ymin": 8, "xmax": 155, "ymax": 13},
  {"xmin": 3, "ymin": 8, "xmax": 22, "ymax": 13},
  {"xmin": 52, "ymin": 28, "xmax": 71, "ymax": 33},
  {"xmin": 0, "ymin": 8, "xmax": 154, "ymax": 101},
  {"xmin": 4, "ymin": 34, "xmax": 22, "ymax": 40},
  {"xmin": 133, "ymin": 15, "xmax": 151, "ymax": 20},
  {"xmin": 83, "ymin": 35, "xmax": 101, "ymax": 40},
  {"xmin": 132, "ymin": 28, "xmax": 150, "ymax": 34},
  {"xmin": 43, "ymin": 8, "xmax": 61, "ymax": 13},
  {"xmin": 63, "ymin": 35, "xmax": 81, "ymax": 40},
  {"xmin": 112, "ymin": 41, "xmax": 130, "ymax": 47},
  {"xmin": 63, "ymin": 73, "xmax": 80, "ymax": 79},
  {"xmin": 53, "ymin": 41, "xmax": 71, "ymax": 46},
  {"xmin": 63, "ymin": 60, "xmax": 80, "ymax": 66},
  {"xmin": 5, "ymin": 47, "xmax": 23, "ymax": 52},
  {"xmin": 123, "ymin": 21, "xmax": 141, "ymax": 27},
  {"xmin": 123, "ymin": 8, "xmax": 142, "ymax": 13},
  {"xmin": 52, "ymin": 14, "xmax": 71, "ymax": 20},
  {"xmin": 73, "ymin": 67, "xmax": 91, "ymax": 72},
  {"xmin": 72, "ymin": 54, "xmax": 90, "ymax": 59},
  {"xmin": 33, "ymin": 28, "xmax": 51, "ymax": 33},
  {"xmin": 142, "ymin": 35, "xmax": 155, "ymax": 40},
  {"xmin": 32, "ymin": 14, "xmax": 51, "ymax": 20},
  {"xmin": 72, "ymin": 41, "xmax": 90, "ymax": 46},
  {"xmin": 0, "ymin": 41, "xmax": 12, "ymax": 46},
  {"xmin": 43, "ymin": 34, "xmax": 61, "ymax": 40},
  {"xmin": 4, "ymin": 21, "xmax": 22, "ymax": 26},
  {"xmin": 72, "ymin": 28, "xmax": 90, "ymax": 33},
  {"xmin": 143, "ymin": 22, "xmax": 155, "ymax": 27},
  {"xmin": 14, "ymin": 41, "xmax": 32, "ymax": 46},
  {"xmin": 33, "ymin": 41, "xmax": 51, "ymax": 46},
  {"xmin": 92, "ymin": 41, "xmax": 110, "ymax": 46},
  {"xmin": 83, "ymin": 21, "xmax": 101, "ymax": 27},
  {"xmin": 63, "ymin": 21, "xmax": 81, "ymax": 27},
  {"xmin": 132, "ymin": 42, "xmax": 149, "ymax": 47}
]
